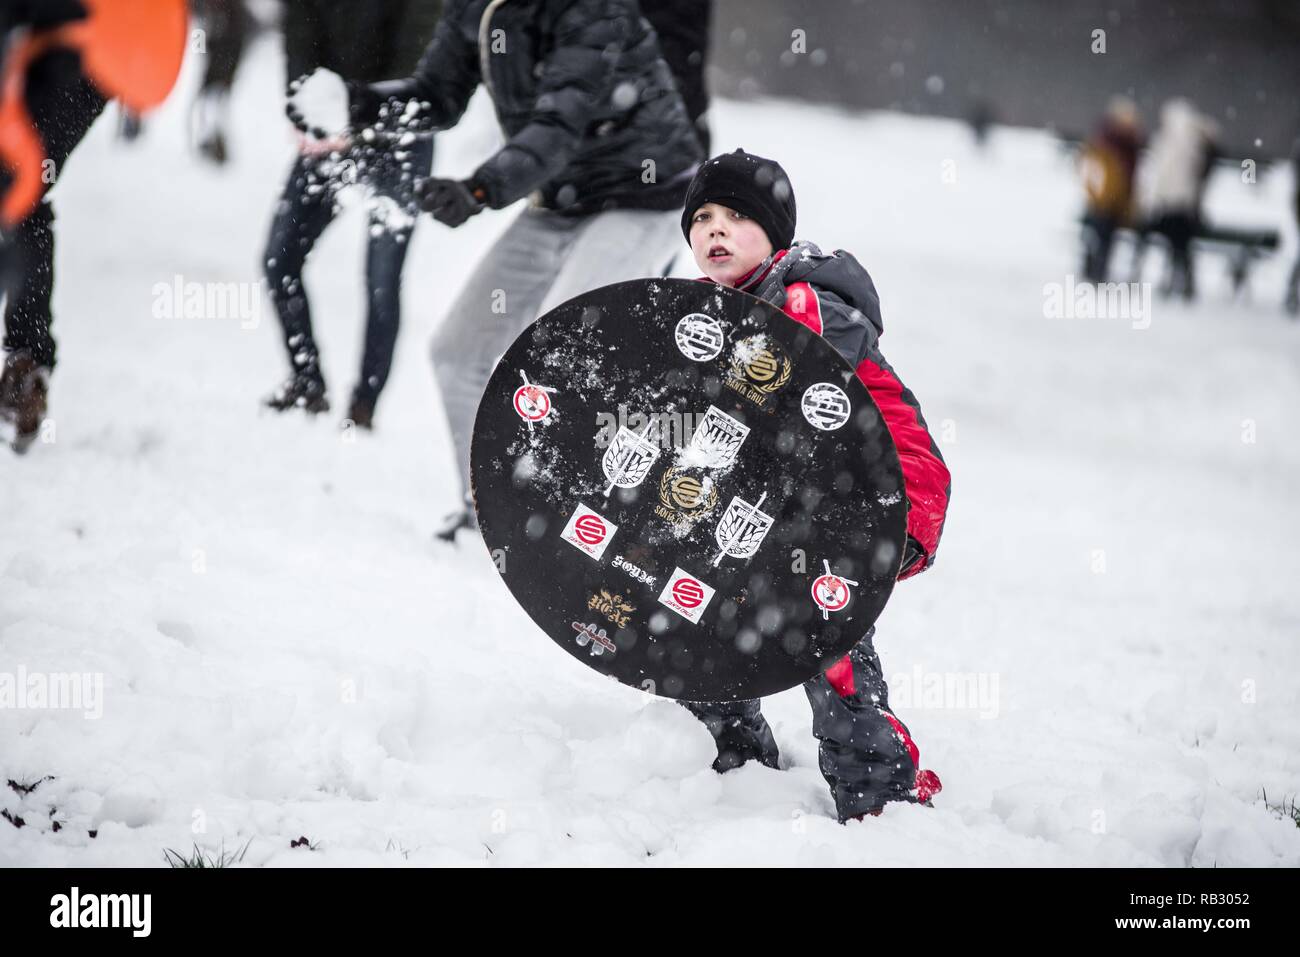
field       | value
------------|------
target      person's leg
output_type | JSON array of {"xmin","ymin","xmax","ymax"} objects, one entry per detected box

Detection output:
[
  {"xmin": 1, "ymin": 51, "xmax": 105, "ymax": 448},
  {"xmin": 2, "ymin": 201, "xmax": 56, "ymax": 367},
  {"xmin": 431, "ymin": 208, "xmax": 583, "ymax": 503},
  {"xmin": 537, "ymin": 208, "xmax": 683, "ymax": 314},
  {"xmin": 352, "ymin": 135, "xmax": 435, "ymax": 424},
  {"xmin": 1286, "ymin": 252, "xmax": 1300, "ymax": 315},
  {"xmin": 1178, "ymin": 214, "xmax": 1197, "ymax": 300},
  {"xmin": 199, "ymin": 0, "xmax": 250, "ymax": 95},
  {"xmin": 1158, "ymin": 212, "xmax": 1194, "ymax": 300},
  {"xmin": 2, "ymin": 52, "xmax": 106, "ymax": 371},
  {"xmin": 1094, "ymin": 216, "xmax": 1117, "ymax": 283},
  {"xmin": 1081, "ymin": 212, "xmax": 1108, "ymax": 282},
  {"xmin": 263, "ymin": 155, "xmax": 338, "ymax": 404},
  {"xmin": 679, "ymin": 698, "xmax": 780, "ymax": 772},
  {"xmin": 191, "ymin": 0, "xmax": 248, "ymax": 165},
  {"xmin": 803, "ymin": 627, "xmax": 942, "ymax": 820}
]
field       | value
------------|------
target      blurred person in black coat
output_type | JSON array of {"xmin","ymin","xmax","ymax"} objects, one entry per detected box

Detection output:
[{"xmin": 262, "ymin": 0, "xmax": 443, "ymax": 428}]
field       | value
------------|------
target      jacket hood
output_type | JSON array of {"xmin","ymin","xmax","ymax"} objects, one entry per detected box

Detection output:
[{"xmin": 746, "ymin": 240, "xmax": 884, "ymax": 339}]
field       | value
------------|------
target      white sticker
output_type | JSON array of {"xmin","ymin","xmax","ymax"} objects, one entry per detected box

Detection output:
[
  {"xmin": 658, "ymin": 567, "xmax": 716, "ymax": 624},
  {"xmin": 675, "ymin": 313, "xmax": 725, "ymax": 362},
  {"xmin": 801, "ymin": 383, "xmax": 851, "ymax": 431},
  {"xmin": 560, "ymin": 503, "xmax": 617, "ymax": 560},
  {"xmin": 601, "ymin": 424, "xmax": 661, "ymax": 495},
  {"xmin": 684, "ymin": 405, "xmax": 750, "ymax": 468},
  {"xmin": 713, "ymin": 492, "xmax": 774, "ymax": 565}
]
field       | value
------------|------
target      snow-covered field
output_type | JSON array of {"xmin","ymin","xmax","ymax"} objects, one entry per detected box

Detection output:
[{"xmin": 3, "ymin": 35, "xmax": 1298, "ymax": 867}]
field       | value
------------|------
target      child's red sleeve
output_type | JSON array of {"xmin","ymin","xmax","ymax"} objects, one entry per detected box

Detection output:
[{"xmin": 782, "ymin": 281, "xmax": 950, "ymax": 579}]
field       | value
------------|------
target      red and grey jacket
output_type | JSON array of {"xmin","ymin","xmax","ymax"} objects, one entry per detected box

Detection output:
[{"xmin": 717, "ymin": 241, "xmax": 951, "ymax": 580}]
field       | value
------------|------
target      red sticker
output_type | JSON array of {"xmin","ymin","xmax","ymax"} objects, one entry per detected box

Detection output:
[
  {"xmin": 811, "ymin": 561, "xmax": 859, "ymax": 620},
  {"xmin": 658, "ymin": 567, "xmax": 716, "ymax": 624},
  {"xmin": 513, "ymin": 383, "xmax": 552, "ymax": 422},
  {"xmin": 811, "ymin": 575, "xmax": 851, "ymax": 612},
  {"xmin": 574, "ymin": 513, "xmax": 606, "ymax": 546},
  {"xmin": 561, "ymin": 503, "xmax": 618, "ymax": 560},
  {"xmin": 672, "ymin": 578, "xmax": 704, "ymax": 608}
]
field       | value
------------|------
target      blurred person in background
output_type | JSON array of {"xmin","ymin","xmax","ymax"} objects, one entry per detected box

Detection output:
[
  {"xmin": 190, "ymin": 0, "xmax": 254, "ymax": 164},
  {"xmin": 348, "ymin": 0, "xmax": 705, "ymax": 541},
  {"xmin": 1, "ymin": 0, "xmax": 185, "ymax": 453},
  {"xmin": 1138, "ymin": 97, "xmax": 1219, "ymax": 301},
  {"xmin": 1078, "ymin": 96, "xmax": 1142, "ymax": 283},
  {"xmin": 262, "ymin": 0, "xmax": 442, "ymax": 429},
  {"xmin": 1, "ymin": 1, "xmax": 109, "ymax": 452}
]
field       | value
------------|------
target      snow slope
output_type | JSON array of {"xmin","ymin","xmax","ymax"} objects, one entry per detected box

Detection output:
[{"xmin": 2, "ymin": 36, "xmax": 1298, "ymax": 866}]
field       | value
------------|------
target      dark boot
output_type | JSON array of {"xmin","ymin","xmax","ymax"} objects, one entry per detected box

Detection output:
[
  {"xmin": 0, "ymin": 350, "xmax": 49, "ymax": 453},
  {"xmin": 264, "ymin": 371, "xmax": 329, "ymax": 414},
  {"xmin": 345, "ymin": 389, "xmax": 375, "ymax": 430},
  {"xmin": 433, "ymin": 497, "xmax": 476, "ymax": 544},
  {"xmin": 680, "ymin": 698, "xmax": 781, "ymax": 772}
]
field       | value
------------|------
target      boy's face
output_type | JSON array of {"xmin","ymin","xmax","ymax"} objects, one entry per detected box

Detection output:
[{"xmin": 688, "ymin": 202, "xmax": 774, "ymax": 286}]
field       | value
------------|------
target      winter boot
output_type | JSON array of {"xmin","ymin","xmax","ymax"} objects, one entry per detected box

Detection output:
[
  {"xmin": 344, "ymin": 389, "xmax": 376, "ymax": 430},
  {"xmin": 265, "ymin": 371, "xmax": 329, "ymax": 415},
  {"xmin": 680, "ymin": 699, "xmax": 781, "ymax": 773},
  {"xmin": 0, "ymin": 350, "xmax": 50, "ymax": 453},
  {"xmin": 433, "ymin": 495, "xmax": 476, "ymax": 544}
]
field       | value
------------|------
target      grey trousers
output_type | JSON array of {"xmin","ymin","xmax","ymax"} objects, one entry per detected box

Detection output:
[{"xmin": 432, "ymin": 205, "xmax": 683, "ymax": 501}]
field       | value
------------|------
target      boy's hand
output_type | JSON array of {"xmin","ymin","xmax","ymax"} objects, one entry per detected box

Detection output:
[
  {"xmin": 414, "ymin": 177, "xmax": 486, "ymax": 227},
  {"xmin": 297, "ymin": 132, "xmax": 352, "ymax": 157}
]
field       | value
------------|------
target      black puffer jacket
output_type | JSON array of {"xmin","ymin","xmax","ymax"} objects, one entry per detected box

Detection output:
[
  {"xmin": 283, "ymin": 0, "xmax": 443, "ymax": 85},
  {"xmin": 642, "ymin": 0, "xmax": 712, "ymax": 155},
  {"xmin": 373, "ymin": 0, "xmax": 704, "ymax": 214}
]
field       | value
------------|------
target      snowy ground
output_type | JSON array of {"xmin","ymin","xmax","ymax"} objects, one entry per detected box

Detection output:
[{"xmin": 2, "ymin": 35, "xmax": 1299, "ymax": 867}]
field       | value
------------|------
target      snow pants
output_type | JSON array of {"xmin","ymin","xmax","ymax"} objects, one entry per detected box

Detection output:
[
  {"xmin": 430, "ymin": 205, "xmax": 681, "ymax": 501},
  {"xmin": 681, "ymin": 626, "xmax": 940, "ymax": 821}
]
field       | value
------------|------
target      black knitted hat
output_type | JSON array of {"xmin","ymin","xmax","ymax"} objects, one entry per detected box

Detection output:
[{"xmin": 680, "ymin": 149, "xmax": 797, "ymax": 252}]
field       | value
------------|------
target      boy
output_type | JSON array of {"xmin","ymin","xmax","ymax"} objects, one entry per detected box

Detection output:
[{"xmin": 680, "ymin": 149, "xmax": 951, "ymax": 821}]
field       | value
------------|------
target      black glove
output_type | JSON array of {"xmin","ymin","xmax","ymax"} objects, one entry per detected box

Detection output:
[
  {"xmin": 414, "ymin": 177, "xmax": 486, "ymax": 227},
  {"xmin": 899, "ymin": 534, "xmax": 927, "ymax": 578}
]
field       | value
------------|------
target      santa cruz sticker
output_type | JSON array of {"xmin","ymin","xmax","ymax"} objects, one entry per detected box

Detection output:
[
  {"xmin": 513, "ymin": 369, "xmax": 555, "ymax": 425},
  {"xmin": 674, "ymin": 312, "xmax": 725, "ymax": 362},
  {"xmin": 725, "ymin": 335, "xmax": 792, "ymax": 408},
  {"xmin": 560, "ymin": 503, "xmax": 617, "ymax": 560},
  {"xmin": 658, "ymin": 567, "xmax": 717, "ymax": 624},
  {"xmin": 654, "ymin": 465, "xmax": 719, "ymax": 524},
  {"xmin": 801, "ymin": 382, "xmax": 851, "ymax": 431},
  {"xmin": 811, "ymin": 560, "xmax": 859, "ymax": 620}
]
